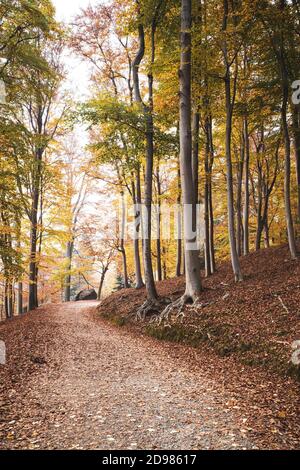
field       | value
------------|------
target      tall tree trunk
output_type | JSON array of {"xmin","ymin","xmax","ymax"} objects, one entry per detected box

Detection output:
[
  {"xmin": 224, "ymin": 76, "xmax": 243, "ymax": 280},
  {"xmin": 278, "ymin": 0, "xmax": 297, "ymax": 259},
  {"xmin": 29, "ymin": 144, "xmax": 42, "ymax": 311},
  {"xmin": 132, "ymin": 168, "xmax": 144, "ymax": 289},
  {"xmin": 29, "ymin": 205, "xmax": 38, "ymax": 310},
  {"xmin": 8, "ymin": 283, "xmax": 13, "ymax": 318},
  {"xmin": 18, "ymin": 282, "xmax": 23, "ymax": 315},
  {"xmin": 132, "ymin": 20, "xmax": 158, "ymax": 301},
  {"xmin": 176, "ymin": 161, "xmax": 182, "ymax": 277},
  {"xmin": 180, "ymin": 0, "xmax": 202, "ymax": 301},
  {"xmin": 143, "ymin": 116, "xmax": 157, "ymax": 297},
  {"xmin": 204, "ymin": 117, "xmax": 211, "ymax": 276},
  {"xmin": 255, "ymin": 156, "xmax": 263, "ymax": 251},
  {"xmin": 222, "ymin": 0, "xmax": 243, "ymax": 281},
  {"xmin": 207, "ymin": 115, "xmax": 216, "ymax": 273},
  {"xmin": 4, "ymin": 282, "xmax": 9, "ymax": 319},
  {"xmin": 281, "ymin": 82, "xmax": 297, "ymax": 258},
  {"xmin": 192, "ymin": 112, "xmax": 200, "ymax": 204},
  {"xmin": 120, "ymin": 189, "xmax": 130, "ymax": 288},
  {"xmin": 162, "ymin": 246, "xmax": 167, "ymax": 280},
  {"xmin": 208, "ymin": 179, "xmax": 216, "ymax": 273},
  {"xmin": 204, "ymin": 180, "xmax": 211, "ymax": 277},
  {"xmin": 16, "ymin": 228, "xmax": 23, "ymax": 315},
  {"xmin": 236, "ymin": 140, "xmax": 244, "ymax": 257},
  {"xmin": 256, "ymin": 219, "xmax": 263, "ymax": 251},
  {"xmin": 4, "ymin": 281, "xmax": 13, "ymax": 319},
  {"xmin": 292, "ymin": 104, "xmax": 300, "ymax": 224},
  {"xmin": 64, "ymin": 240, "xmax": 74, "ymax": 302},
  {"xmin": 263, "ymin": 211, "xmax": 270, "ymax": 248},
  {"xmin": 243, "ymin": 115, "xmax": 250, "ymax": 255},
  {"xmin": 156, "ymin": 163, "xmax": 162, "ymax": 281},
  {"xmin": 98, "ymin": 267, "xmax": 108, "ymax": 301}
]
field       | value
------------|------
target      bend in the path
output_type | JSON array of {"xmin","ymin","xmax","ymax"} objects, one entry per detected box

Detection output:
[{"xmin": 0, "ymin": 301, "xmax": 291, "ymax": 449}]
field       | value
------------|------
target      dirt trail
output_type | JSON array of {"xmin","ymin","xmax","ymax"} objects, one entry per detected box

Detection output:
[{"xmin": 0, "ymin": 302, "xmax": 290, "ymax": 449}]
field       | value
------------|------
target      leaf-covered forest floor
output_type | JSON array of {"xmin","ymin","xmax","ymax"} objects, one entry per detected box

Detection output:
[
  {"xmin": 0, "ymin": 303, "xmax": 268, "ymax": 450},
  {"xmin": 0, "ymin": 245, "xmax": 299, "ymax": 450}
]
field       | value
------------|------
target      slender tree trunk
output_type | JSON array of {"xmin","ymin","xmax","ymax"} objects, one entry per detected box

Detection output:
[
  {"xmin": 282, "ymin": 83, "xmax": 297, "ymax": 258},
  {"xmin": 162, "ymin": 246, "xmax": 167, "ymax": 280},
  {"xmin": 204, "ymin": 118, "xmax": 211, "ymax": 276},
  {"xmin": 64, "ymin": 240, "xmax": 74, "ymax": 302},
  {"xmin": 256, "ymin": 219, "xmax": 263, "ymax": 251},
  {"xmin": 224, "ymin": 75, "xmax": 243, "ymax": 280},
  {"xmin": 4, "ymin": 281, "xmax": 13, "ymax": 319},
  {"xmin": 29, "ymin": 209, "xmax": 38, "ymax": 310},
  {"xmin": 292, "ymin": 104, "xmax": 300, "ymax": 224},
  {"xmin": 176, "ymin": 162, "xmax": 182, "ymax": 277},
  {"xmin": 207, "ymin": 115, "xmax": 216, "ymax": 273},
  {"xmin": 204, "ymin": 180, "xmax": 211, "ymax": 277},
  {"xmin": 208, "ymin": 180, "xmax": 216, "ymax": 273},
  {"xmin": 8, "ymin": 283, "xmax": 13, "ymax": 318},
  {"xmin": 29, "ymin": 146, "xmax": 42, "ymax": 311},
  {"xmin": 180, "ymin": 0, "xmax": 202, "ymax": 300},
  {"xmin": 120, "ymin": 189, "xmax": 130, "ymax": 288},
  {"xmin": 16, "ymin": 230, "xmax": 23, "ymax": 315},
  {"xmin": 143, "ymin": 117, "xmax": 157, "ymax": 297},
  {"xmin": 236, "ymin": 140, "xmax": 244, "ymax": 257},
  {"xmin": 121, "ymin": 248, "xmax": 129, "ymax": 288},
  {"xmin": 4, "ymin": 282, "xmax": 9, "ymax": 319},
  {"xmin": 97, "ymin": 268, "xmax": 108, "ymax": 301},
  {"xmin": 156, "ymin": 164, "xmax": 162, "ymax": 281},
  {"xmin": 222, "ymin": 0, "xmax": 243, "ymax": 281},
  {"xmin": 278, "ymin": 1, "xmax": 297, "ymax": 259},
  {"xmin": 132, "ymin": 169, "xmax": 144, "ymax": 288},
  {"xmin": 192, "ymin": 112, "xmax": 200, "ymax": 204},
  {"xmin": 243, "ymin": 115, "xmax": 250, "ymax": 255},
  {"xmin": 263, "ymin": 211, "xmax": 270, "ymax": 248},
  {"xmin": 18, "ymin": 282, "xmax": 23, "ymax": 315},
  {"xmin": 132, "ymin": 20, "xmax": 158, "ymax": 301}
]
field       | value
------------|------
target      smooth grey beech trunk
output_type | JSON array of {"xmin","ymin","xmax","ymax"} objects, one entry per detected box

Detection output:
[
  {"xmin": 282, "ymin": 83, "xmax": 297, "ymax": 259},
  {"xmin": 236, "ymin": 141, "xmax": 244, "ymax": 257},
  {"xmin": 176, "ymin": 162, "xmax": 182, "ymax": 277},
  {"xmin": 98, "ymin": 267, "xmax": 109, "ymax": 301},
  {"xmin": 29, "ymin": 148, "xmax": 42, "ymax": 311},
  {"xmin": 132, "ymin": 169, "xmax": 144, "ymax": 289},
  {"xmin": 132, "ymin": 20, "xmax": 158, "ymax": 301},
  {"xmin": 179, "ymin": 0, "xmax": 202, "ymax": 300},
  {"xmin": 64, "ymin": 240, "xmax": 74, "ymax": 302},
  {"xmin": 204, "ymin": 113, "xmax": 216, "ymax": 274},
  {"xmin": 224, "ymin": 74, "xmax": 243, "ymax": 281},
  {"xmin": 119, "ymin": 189, "xmax": 130, "ymax": 289},
  {"xmin": 204, "ymin": 118, "xmax": 211, "ymax": 277},
  {"xmin": 18, "ymin": 282, "xmax": 23, "ymax": 315},
  {"xmin": 156, "ymin": 163, "xmax": 162, "ymax": 282},
  {"xmin": 98, "ymin": 272, "xmax": 105, "ymax": 300},
  {"xmin": 243, "ymin": 115, "xmax": 250, "ymax": 255},
  {"xmin": 222, "ymin": 0, "xmax": 243, "ymax": 282},
  {"xmin": 292, "ymin": 104, "xmax": 300, "ymax": 224},
  {"xmin": 277, "ymin": 5, "xmax": 297, "ymax": 259},
  {"xmin": 192, "ymin": 112, "xmax": 200, "ymax": 204}
]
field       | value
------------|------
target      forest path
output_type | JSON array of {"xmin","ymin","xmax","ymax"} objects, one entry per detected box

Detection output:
[{"xmin": 0, "ymin": 301, "xmax": 257, "ymax": 450}]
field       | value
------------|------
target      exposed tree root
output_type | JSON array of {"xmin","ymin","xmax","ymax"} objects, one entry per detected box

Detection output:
[
  {"xmin": 157, "ymin": 294, "xmax": 201, "ymax": 325},
  {"xmin": 134, "ymin": 298, "xmax": 170, "ymax": 321},
  {"xmin": 134, "ymin": 293, "xmax": 208, "ymax": 323}
]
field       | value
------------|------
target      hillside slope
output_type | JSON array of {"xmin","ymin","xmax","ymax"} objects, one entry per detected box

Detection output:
[{"xmin": 99, "ymin": 244, "xmax": 300, "ymax": 381}]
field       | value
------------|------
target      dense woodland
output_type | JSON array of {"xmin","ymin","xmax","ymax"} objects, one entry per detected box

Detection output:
[{"xmin": 1, "ymin": 0, "xmax": 300, "ymax": 319}]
